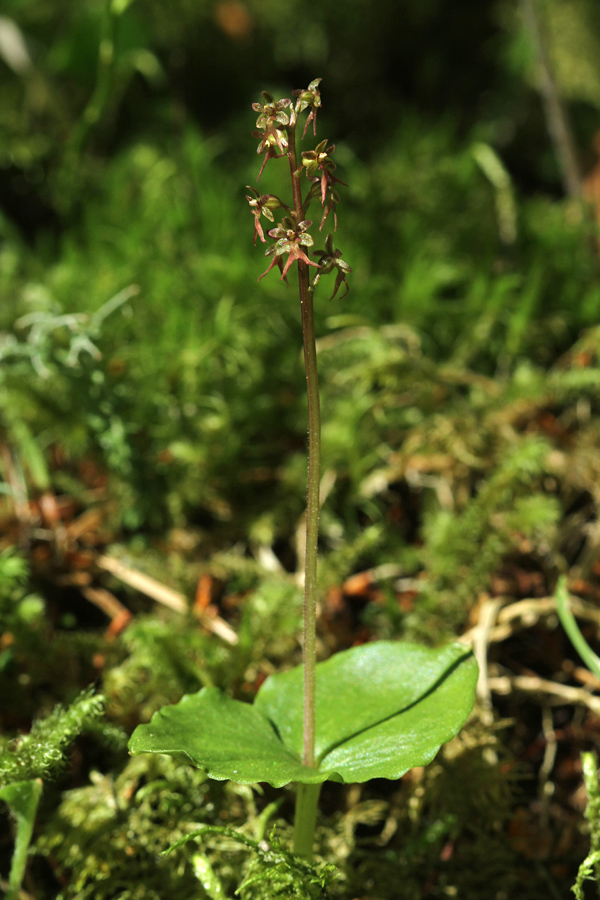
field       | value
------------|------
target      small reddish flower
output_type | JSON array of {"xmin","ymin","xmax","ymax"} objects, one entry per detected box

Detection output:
[
  {"xmin": 259, "ymin": 243, "xmax": 289, "ymax": 283},
  {"xmin": 252, "ymin": 128, "xmax": 287, "ymax": 180},
  {"xmin": 253, "ymin": 92, "xmax": 291, "ymax": 130},
  {"xmin": 251, "ymin": 92, "xmax": 292, "ymax": 179},
  {"xmin": 310, "ymin": 234, "xmax": 352, "ymax": 300},
  {"xmin": 302, "ymin": 141, "xmax": 347, "ymax": 230},
  {"xmin": 319, "ymin": 186, "xmax": 341, "ymax": 231},
  {"xmin": 302, "ymin": 140, "xmax": 335, "ymax": 180},
  {"xmin": 259, "ymin": 217, "xmax": 321, "ymax": 282},
  {"xmin": 292, "ymin": 78, "xmax": 322, "ymax": 138},
  {"xmin": 245, "ymin": 187, "xmax": 289, "ymax": 244}
]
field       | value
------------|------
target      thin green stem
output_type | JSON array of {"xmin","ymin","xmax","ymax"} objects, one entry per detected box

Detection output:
[
  {"xmin": 292, "ymin": 782, "xmax": 322, "ymax": 859},
  {"xmin": 556, "ymin": 576, "xmax": 600, "ymax": 679},
  {"xmin": 285, "ymin": 111, "xmax": 321, "ymax": 864},
  {"xmin": 68, "ymin": 0, "xmax": 119, "ymax": 160},
  {"xmin": 298, "ymin": 268, "xmax": 320, "ymax": 770},
  {"xmin": 287, "ymin": 121, "xmax": 321, "ymax": 771},
  {"xmin": 0, "ymin": 779, "xmax": 43, "ymax": 900}
]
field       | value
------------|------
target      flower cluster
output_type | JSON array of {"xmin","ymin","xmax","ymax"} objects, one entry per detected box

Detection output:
[
  {"xmin": 251, "ymin": 91, "xmax": 292, "ymax": 179},
  {"xmin": 248, "ymin": 79, "xmax": 351, "ymax": 298}
]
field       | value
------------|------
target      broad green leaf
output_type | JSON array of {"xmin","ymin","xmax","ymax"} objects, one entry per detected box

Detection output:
[
  {"xmin": 128, "ymin": 687, "xmax": 329, "ymax": 787},
  {"xmin": 255, "ymin": 641, "xmax": 473, "ymax": 761},
  {"xmin": 129, "ymin": 642, "xmax": 477, "ymax": 787},
  {"xmin": 317, "ymin": 648, "xmax": 478, "ymax": 781}
]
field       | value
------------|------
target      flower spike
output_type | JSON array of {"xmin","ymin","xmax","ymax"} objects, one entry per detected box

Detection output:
[{"xmin": 249, "ymin": 80, "xmax": 350, "ymax": 296}]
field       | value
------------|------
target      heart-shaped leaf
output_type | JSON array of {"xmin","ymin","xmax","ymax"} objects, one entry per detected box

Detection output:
[
  {"xmin": 310, "ymin": 646, "xmax": 478, "ymax": 782},
  {"xmin": 254, "ymin": 641, "xmax": 472, "ymax": 761},
  {"xmin": 129, "ymin": 641, "xmax": 477, "ymax": 787}
]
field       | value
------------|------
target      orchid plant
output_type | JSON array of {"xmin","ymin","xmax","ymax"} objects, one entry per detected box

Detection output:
[{"xmin": 129, "ymin": 79, "xmax": 478, "ymax": 864}]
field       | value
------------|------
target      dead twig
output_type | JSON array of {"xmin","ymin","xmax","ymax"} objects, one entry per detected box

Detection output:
[
  {"xmin": 461, "ymin": 592, "xmax": 600, "ymax": 718},
  {"xmin": 80, "ymin": 585, "xmax": 133, "ymax": 640},
  {"xmin": 96, "ymin": 554, "xmax": 238, "ymax": 645},
  {"xmin": 538, "ymin": 704, "xmax": 557, "ymax": 829},
  {"xmin": 462, "ymin": 594, "xmax": 600, "ymax": 647},
  {"xmin": 472, "ymin": 596, "xmax": 503, "ymax": 734},
  {"xmin": 488, "ymin": 672, "xmax": 600, "ymax": 716}
]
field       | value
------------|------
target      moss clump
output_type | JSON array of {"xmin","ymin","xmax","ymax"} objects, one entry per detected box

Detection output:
[{"xmin": 36, "ymin": 755, "xmax": 233, "ymax": 900}]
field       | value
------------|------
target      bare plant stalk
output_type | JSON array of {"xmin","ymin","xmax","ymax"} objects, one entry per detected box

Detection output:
[
  {"xmin": 299, "ymin": 276, "xmax": 320, "ymax": 769},
  {"xmin": 521, "ymin": 0, "xmax": 582, "ymax": 198},
  {"xmin": 68, "ymin": 0, "xmax": 119, "ymax": 160},
  {"xmin": 288, "ymin": 121, "xmax": 320, "ymax": 769}
]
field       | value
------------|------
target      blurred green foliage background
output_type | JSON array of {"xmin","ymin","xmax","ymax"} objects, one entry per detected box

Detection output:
[
  {"xmin": 2, "ymin": 0, "xmax": 600, "ymax": 638},
  {"xmin": 2, "ymin": 0, "xmax": 600, "ymax": 540}
]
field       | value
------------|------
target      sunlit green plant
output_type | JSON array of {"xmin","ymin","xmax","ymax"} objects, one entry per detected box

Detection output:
[
  {"xmin": 0, "ymin": 690, "xmax": 106, "ymax": 899},
  {"xmin": 555, "ymin": 576, "xmax": 600, "ymax": 681},
  {"xmin": 555, "ymin": 577, "xmax": 600, "ymax": 898},
  {"xmin": 574, "ymin": 751, "xmax": 600, "ymax": 900},
  {"xmin": 129, "ymin": 79, "xmax": 478, "ymax": 864}
]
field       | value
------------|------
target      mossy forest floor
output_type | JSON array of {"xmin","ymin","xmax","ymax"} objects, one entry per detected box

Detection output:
[{"xmin": 3, "ymin": 306, "xmax": 600, "ymax": 899}]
